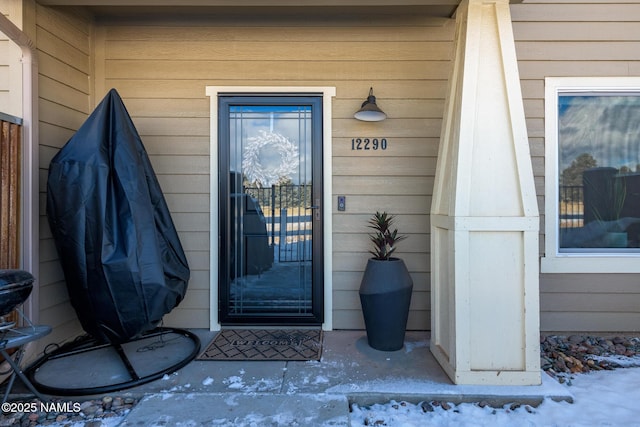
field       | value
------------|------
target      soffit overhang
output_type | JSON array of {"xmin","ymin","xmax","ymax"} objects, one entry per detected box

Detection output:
[
  {"xmin": 37, "ymin": 1, "xmax": 463, "ymax": 19},
  {"xmin": 35, "ymin": 1, "xmax": 525, "ymax": 20}
]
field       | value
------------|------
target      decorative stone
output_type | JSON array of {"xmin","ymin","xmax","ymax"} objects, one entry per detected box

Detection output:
[
  {"xmin": 102, "ymin": 396, "xmax": 113, "ymax": 410},
  {"xmin": 421, "ymin": 402, "xmax": 434, "ymax": 413},
  {"xmin": 541, "ymin": 334, "xmax": 640, "ymax": 377},
  {"xmin": 111, "ymin": 397, "xmax": 124, "ymax": 409}
]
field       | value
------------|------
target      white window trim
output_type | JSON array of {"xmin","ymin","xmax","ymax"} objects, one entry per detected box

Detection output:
[
  {"xmin": 542, "ymin": 77, "xmax": 640, "ymax": 273},
  {"xmin": 205, "ymin": 86, "xmax": 336, "ymax": 330}
]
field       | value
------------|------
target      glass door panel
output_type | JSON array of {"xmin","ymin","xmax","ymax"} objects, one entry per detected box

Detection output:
[{"xmin": 219, "ymin": 96, "xmax": 323, "ymax": 324}]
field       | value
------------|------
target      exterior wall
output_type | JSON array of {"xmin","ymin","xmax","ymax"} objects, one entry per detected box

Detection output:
[
  {"xmin": 0, "ymin": 0, "xmax": 23, "ymax": 118},
  {"xmin": 94, "ymin": 11, "xmax": 454, "ymax": 330},
  {"xmin": 35, "ymin": 3, "xmax": 91, "ymax": 347},
  {"xmin": 512, "ymin": 1, "xmax": 640, "ymax": 333},
  {"xmin": 0, "ymin": 26, "xmax": 9, "ymax": 107},
  {"xmin": 24, "ymin": 1, "xmax": 640, "ymax": 337}
]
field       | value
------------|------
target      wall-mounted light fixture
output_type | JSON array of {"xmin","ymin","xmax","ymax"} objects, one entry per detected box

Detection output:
[{"xmin": 353, "ymin": 87, "xmax": 386, "ymax": 122}]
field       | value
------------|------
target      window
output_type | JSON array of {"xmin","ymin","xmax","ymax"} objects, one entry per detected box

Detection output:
[{"xmin": 542, "ymin": 77, "xmax": 640, "ymax": 273}]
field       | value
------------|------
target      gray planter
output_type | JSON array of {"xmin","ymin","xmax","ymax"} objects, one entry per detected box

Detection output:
[{"xmin": 359, "ymin": 258, "xmax": 413, "ymax": 351}]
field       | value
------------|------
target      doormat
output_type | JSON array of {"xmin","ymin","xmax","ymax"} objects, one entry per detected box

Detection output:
[{"xmin": 197, "ymin": 329, "xmax": 323, "ymax": 361}]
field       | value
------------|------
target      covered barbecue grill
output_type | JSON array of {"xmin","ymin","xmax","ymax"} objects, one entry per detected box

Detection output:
[
  {"xmin": 0, "ymin": 269, "xmax": 52, "ymax": 403},
  {"xmin": 0, "ymin": 269, "xmax": 34, "ymax": 321}
]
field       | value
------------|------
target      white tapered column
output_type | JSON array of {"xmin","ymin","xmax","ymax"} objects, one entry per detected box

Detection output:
[{"xmin": 430, "ymin": 0, "xmax": 540, "ymax": 385}]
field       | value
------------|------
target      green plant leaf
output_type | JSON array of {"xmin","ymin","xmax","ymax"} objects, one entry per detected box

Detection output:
[{"xmin": 366, "ymin": 211, "xmax": 407, "ymax": 260}]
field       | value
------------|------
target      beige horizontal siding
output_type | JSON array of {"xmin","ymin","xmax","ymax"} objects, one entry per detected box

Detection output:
[
  {"xmin": 514, "ymin": 22, "xmax": 640, "ymax": 42},
  {"xmin": 333, "ymin": 233, "xmax": 430, "ymax": 254},
  {"xmin": 40, "ymin": 76, "xmax": 90, "ymax": 114},
  {"xmin": 0, "ymin": 3, "xmax": 22, "ymax": 118},
  {"xmin": 334, "ymin": 176, "xmax": 435, "ymax": 196},
  {"xmin": 35, "ymin": 4, "xmax": 92, "ymax": 354},
  {"xmin": 541, "ymin": 293, "xmax": 640, "ymax": 314},
  {"xmin": 511, "ymin": 3, "xmax": 640, "ymax": 22},
  {"xmin": 541, "ymin": 312, "xmax": 640, "ymax": 334},
  {"xmin": 513, "ymin": 1, "xmax": 640, "ymax": 333},
  {"xmin": 333, "ymin": 252, "xmax": 430, "ymax": 274},
  {"xmin": 105, "ymin": 24, "xmax": 453, "ymax": 42},
  {"xmin": 516, "ymin": 42, "xmax": 640, "ymax": 61},
  {"xmin": 333, "ymin": 137, "xmax": 440, "ymax": 157},
  {"xmin": 0, "ymin": 39, "xmax": 9, "ymax": 65},
  {"xmin": 111, "ymin": 80, "xmax": 449, "ymax": 100},
  {"xmin": 0, "ymin": 37, "xmax": 9, "ymax": 109},
  {"xmin": 26, "ymin": 2, "xmax": 640, "ymax": 339},
  {"xmin": 333, "ymin": 271, "xmax": 430, "ymax": 293},
  {"xmin": 93, "ymin": 12, "xmax": 454, "ymax": 330},
  {"xmin": 162, "ymin": 308, "xmax": 210, "ymax": 330},
  {"xmin": 334, "ymin": 157, "xmax": 438, "ymax": 177},
  {"xmin": 105, "ymin": 60, "xmax": 449, "ymax": 81},
  {"xmin": 32, "ymin": 2, "xmax": 640, "ymax": 337},
  {"xmin": 39, "ymin": 98, "xmax": 88, "ymax": 132},
  {"xmin": 107, "ymin": 41, "xmax": 451, "ymax": 62},
  {"xmin": 332, "ymin": 214, "xmax": 430, "ymax": 234},
  {"xmin": 38, "ymin": 53, "xmax": 90, "ymax": 92}
]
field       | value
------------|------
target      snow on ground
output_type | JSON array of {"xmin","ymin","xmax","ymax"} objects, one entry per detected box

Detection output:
[
  {"xmin": 8, "ymin": 354, "xmax": 640, "ymax": 426},
  {"xmin": 351, "ymin": 365, "xmax": 640, "ymax": 427}
]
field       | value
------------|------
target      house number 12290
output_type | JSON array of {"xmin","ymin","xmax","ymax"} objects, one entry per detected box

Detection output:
[{"xmin": 351, "ymin": 138, "xmax": 387, "ymax": 151}]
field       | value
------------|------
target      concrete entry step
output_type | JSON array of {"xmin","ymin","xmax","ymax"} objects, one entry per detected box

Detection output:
[{"xmin": 119, "ymin": 392, "xmax": 350, "ymax": 426}]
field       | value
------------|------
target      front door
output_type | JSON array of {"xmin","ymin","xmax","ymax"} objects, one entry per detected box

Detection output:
[{"xmin": 218, "ymin": 95, "xmax": 323, "ymax": 325}]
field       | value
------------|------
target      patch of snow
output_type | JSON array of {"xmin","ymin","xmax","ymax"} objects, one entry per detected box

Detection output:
[
  {"xmin": 588, "ymin": 354, "xmax": 640, "ymax": 368},
  {"xmin": 285, "ymin": 382, "xmax": 299, "ymax": 394},
  {"xmin": 224, "ymin": 394, "xmax": 240, "ymax": 407},
  {"xmin": 37, "ymin": 418, "xmax": 126, "ymax": 427},
  {"xmin": 202, "ymin": 376, "xmax": 214, "ymax": 386},
  {"xmin": 327, "ymin": 373, "xmax": 567, "ymax": 399},
  {"xmin": 224, "ymin": 375, "xmax": 245, "ymax": 390},
  {"xmin": 246, "ymin": 378, "xmax": 280, "ymax": 393},
  {"xmin": 146, "ymin": 415, "xmax": 174, "ymax": 427},
  {"xmin": 313, "ymin": 375, "xmax": 330, "ymax": 384},
  {"xmin": 404, "ymin": 340, "xmax": 429, "ymax": 354},
  {"xmin": 351, "ymin": 367, "xmax": 640, "ymax": 427}
]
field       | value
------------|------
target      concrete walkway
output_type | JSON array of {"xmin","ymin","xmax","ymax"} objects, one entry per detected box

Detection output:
[
  {"xmin": 7, "ymin": 330, "xmax": 571, "ymax": 426},
  {"xmin": 115, "ymin": 330, "xmax": 570, "ymax": 426}
]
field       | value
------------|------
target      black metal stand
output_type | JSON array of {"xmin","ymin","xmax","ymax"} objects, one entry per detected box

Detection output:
[
  {"xmin": 1, "ymin": 325, "xmax": 52, "ymax": 403},
  {"xmin": 24, "ymin": 327, "xmax": 200, "ymax": 396}
]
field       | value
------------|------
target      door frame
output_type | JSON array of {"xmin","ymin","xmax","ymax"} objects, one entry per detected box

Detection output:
[{"xmin": 206, "ymin": 86, "xmax": 336, "ymax": 331}]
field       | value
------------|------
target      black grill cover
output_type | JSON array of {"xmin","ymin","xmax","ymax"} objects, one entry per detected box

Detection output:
[{"xmin": 46, "ymin": 89, "xmax": 190, "ymax": 343}]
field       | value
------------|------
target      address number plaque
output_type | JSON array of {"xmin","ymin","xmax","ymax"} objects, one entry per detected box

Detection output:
[{"xmin": 351, "ymin": 138, "xmax": 388, "ymax": 151}]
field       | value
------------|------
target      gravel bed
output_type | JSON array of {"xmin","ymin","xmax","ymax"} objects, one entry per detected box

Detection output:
[
  {"xmin": 540, "ymin": 334, "xmax": 640, "ymax": 382},
  {"xmin": 0, "ymin": 395, "xmax": 138, "ymax": 426}
]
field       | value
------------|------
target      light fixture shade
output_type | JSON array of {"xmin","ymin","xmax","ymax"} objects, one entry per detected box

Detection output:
[{"xmin": 354, "ymin": 87, "xmax": 386, "ymax": 122}]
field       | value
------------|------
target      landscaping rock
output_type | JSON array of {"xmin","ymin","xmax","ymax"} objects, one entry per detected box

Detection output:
[
  {"xmin": 540, "ymin": 334, "xmax": 640, "ymax": 378},
  {"xmin": 0, "ymin": 396, "xmax": 138, "ymax": 426}
]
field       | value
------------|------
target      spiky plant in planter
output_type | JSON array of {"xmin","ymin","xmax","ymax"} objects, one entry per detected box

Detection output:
[
  {"xmin": 360, "ymin": 211, "xmax": 413, "ymax": 351},
  {"xmin": 367, "ymin": 211, "xmax": 407, "ymax": 260}
]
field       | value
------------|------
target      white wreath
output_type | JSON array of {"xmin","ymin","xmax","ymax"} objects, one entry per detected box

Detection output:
[{"xmin": 243, "ymin": 130, "xmax": 299, "ymax": 187}]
